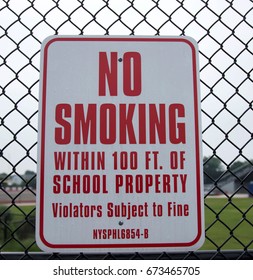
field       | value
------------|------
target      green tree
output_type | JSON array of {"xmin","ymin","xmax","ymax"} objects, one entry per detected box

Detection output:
[
  {"xmin": 230, "ymin": 160, "xmax": 246, "ymax": 171},
  {"xmin": 21, "ymin": 170, "xmax": 37, "ymax": 189},
  {"xmin": 203, "ymin": 156, "xmax": 225, "ymax": 184},
  {"xmin": 0, "ymin": 173, "xmax": 8, "ymax": 188}
]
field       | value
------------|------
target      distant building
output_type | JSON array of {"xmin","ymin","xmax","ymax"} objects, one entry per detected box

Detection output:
[
  {"xmin": 8, "ymin": 174, "xmax": 23, "ymax": 186},
  {"xmin": 204, "ymin": 162, "xmax": 253, "ymax": 196}
]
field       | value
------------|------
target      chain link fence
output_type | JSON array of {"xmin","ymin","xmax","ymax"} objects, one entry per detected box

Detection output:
[{"xmin": 0, "ymin": 0, "xmax": 253, "ymax": 259}]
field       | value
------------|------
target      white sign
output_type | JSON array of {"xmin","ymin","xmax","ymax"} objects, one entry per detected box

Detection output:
[{"xmin": 36, "ymin": 36, "xmax": 204, "ymax": 252}]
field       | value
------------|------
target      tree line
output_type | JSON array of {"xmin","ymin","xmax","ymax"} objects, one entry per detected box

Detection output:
[{"xmin": 0, "ymin": 158, "xmax": 250, "ymax": 188}]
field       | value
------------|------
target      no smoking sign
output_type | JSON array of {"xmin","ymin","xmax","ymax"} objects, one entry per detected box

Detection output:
[{"xmin": 36, "ymin": 36, "xmax": 204, "ymax": 252}]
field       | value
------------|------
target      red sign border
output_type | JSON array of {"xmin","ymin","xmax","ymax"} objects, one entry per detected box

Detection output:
[{"xmin": 38, "ymin": 36, "xmax": 203, "ymax": 250}]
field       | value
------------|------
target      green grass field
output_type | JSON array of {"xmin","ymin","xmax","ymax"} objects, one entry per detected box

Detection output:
[
  {"xmin": 1, "ymin": 198, "xmax": 253, "ymax": 252},
  {"xmin": 0, "ymin": 205, "xmax": 39, "ymax": 252},
  {"xmin": 200, "ymin": 197, "xmax": 253, "ymax": 250}
]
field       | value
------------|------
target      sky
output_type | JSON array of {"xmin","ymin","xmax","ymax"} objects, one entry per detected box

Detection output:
[{"xmin": 0, "ymin": 0, "xmax": 252, "ymax": 175}]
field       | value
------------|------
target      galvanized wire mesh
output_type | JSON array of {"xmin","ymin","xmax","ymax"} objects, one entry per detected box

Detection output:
[{"xmin": 0, "ymin": 0, "xmax": 253, "ymax": 259}]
